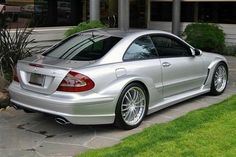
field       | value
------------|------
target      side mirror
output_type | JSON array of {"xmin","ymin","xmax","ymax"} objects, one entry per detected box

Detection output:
[{"xmin": 194, "ymin": 49, "xmax": 202, "ymax": 56}]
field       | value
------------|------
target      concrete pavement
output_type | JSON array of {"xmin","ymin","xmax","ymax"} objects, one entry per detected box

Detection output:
[{"xmin": 0, "ymin": 56, "xmax": 236, "ymax": 157}]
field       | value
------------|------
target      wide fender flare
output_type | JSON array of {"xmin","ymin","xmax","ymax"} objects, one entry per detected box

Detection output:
[
  {"xmin": 97, "ymin": 75, "xmax": 155, "ymax": 103},
  {"xmin": 204, "ymin": 58, "xmax": 227, "ymax": 88}
]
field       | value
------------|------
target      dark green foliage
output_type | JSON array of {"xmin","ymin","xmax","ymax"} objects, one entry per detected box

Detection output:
[
  {"xmin": 0, "ymin": 27, "xmax": 34, "ymax": 80},
  {"xmin": 183, "ymin": 23, "xmax": 225, "ymax": 53},
  {"xmin": 65, "ymin": 20, "xmax": 107, "ymax": 37}
]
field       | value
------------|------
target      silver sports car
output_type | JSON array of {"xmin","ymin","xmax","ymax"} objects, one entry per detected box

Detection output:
[{"xmin": 9, "ymin": 29, "xmax": 228, "ymax": 129}]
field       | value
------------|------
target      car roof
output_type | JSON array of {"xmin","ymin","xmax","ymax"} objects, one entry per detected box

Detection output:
[{"xmin": 80, "ymin": 28, "xmax": 169, "ymax": 38}]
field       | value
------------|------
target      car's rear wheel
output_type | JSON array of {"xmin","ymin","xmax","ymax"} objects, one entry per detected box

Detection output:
[
  {"xmin": 210, "ymin": 62, "xmax": 228, "ymax": 95},
  {"xmin": 115, "ymin": 83, "xmax": 148, "ymax": 130}
]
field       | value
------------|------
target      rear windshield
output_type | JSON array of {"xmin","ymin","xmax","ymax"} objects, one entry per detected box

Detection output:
[{"xmin": 43, "ymin": 34, "xmax": 122, "ymax": 61}]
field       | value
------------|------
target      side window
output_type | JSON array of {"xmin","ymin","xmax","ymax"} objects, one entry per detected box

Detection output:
[
  {"xmin": 151, "ymin": 36, "xmax": 192, "ymax": 57},
  {"xmin": 123, "ymin": 36, "xmax": 158, "ymax": 61}
]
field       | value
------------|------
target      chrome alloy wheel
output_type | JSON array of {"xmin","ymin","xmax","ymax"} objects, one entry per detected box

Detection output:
[
  {"xmin": 214, "ymin": 65, "xmax": 227, "ymax": 93},
  {"xmin": 121, "ymin": 87, "xmax": 146, "ymax": 126}
]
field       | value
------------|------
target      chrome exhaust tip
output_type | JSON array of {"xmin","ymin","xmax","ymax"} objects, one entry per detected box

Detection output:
[
  {"xmin": 55, "ymin": 117, "xmax": 70, "ymax": 125},
  {"xmin": 12, "ymin": 104, "xmax": 20, "ymax": 110}
]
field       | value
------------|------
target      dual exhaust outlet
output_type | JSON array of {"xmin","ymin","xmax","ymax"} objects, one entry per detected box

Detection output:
[
  {"xmin": 12, "ymin": 104, "xmax": 71, "ymax": 125},
  {"xmin": 55, "ymin": 117, "xmax": 70, "ymax": 125}
]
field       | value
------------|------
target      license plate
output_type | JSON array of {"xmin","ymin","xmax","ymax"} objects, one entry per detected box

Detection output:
[{"xmin": 29, "ymin": 73, "xmax": 45, "ymax": 86}]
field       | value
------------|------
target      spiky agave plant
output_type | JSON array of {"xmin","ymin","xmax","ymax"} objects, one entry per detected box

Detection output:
[{"xmin": 0, "ymin": 27, "xmax": 34, "ymax": 80}]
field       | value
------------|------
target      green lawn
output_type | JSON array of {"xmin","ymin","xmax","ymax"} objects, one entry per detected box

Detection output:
[{"xmin": 77, "ymin": 95, "xmax": 236, "ymax": 157}]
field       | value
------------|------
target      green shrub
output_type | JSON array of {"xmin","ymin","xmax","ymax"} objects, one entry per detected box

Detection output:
[
  {"xmin": 0, "ymin": 27, "xmax": 34, "ymax": 80},
  {"xmin": 65, "ymin": 20, "xmax": 107, "ymax": 37},
  {"xmin": 183, "ymin": 23, "xmax": 225, "ymax": 53}
]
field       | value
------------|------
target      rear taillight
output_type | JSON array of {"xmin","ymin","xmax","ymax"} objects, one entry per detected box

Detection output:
[
  {"xmin": 13, "ymin": 66, "xmax": 19, "ymax": 82},
  {"xmin": 57, "ymin": 71, "xmax": 95, "ymax": 92}
]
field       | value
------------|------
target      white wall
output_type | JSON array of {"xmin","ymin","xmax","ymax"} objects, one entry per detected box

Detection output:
[{"xmin": 28, "ymin": 26, "xmax": 70, "ymax": 52}]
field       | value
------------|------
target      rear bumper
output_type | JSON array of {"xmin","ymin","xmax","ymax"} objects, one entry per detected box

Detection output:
[{"xmin": 9, "ymin": 82, "xmax": 116, "ymax": 125}]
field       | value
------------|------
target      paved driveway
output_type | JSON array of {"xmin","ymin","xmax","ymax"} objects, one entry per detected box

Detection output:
[{"xmin": 0, "ymin": 56, "xmax": 236, "ymax": 157}]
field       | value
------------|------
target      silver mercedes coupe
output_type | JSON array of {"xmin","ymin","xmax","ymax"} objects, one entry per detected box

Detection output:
[{"xmin": 9, "ymin": 29, "xmax": 228, "ymax": 129}]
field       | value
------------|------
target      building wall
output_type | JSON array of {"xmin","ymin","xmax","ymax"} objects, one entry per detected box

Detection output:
[
  {"xmin": 151, "ymin": 0, "xmax": 236, "ymax": 1},
  {"xmin": 2, "ymin": 0, "xmax": 236, "ymax": 44},
  {"xmin": 2, "ymin": 0, "xmax": 84, "ymax": 28},
  {"xmin": 27, "ymin": 26, "xmax": 69, "ymax": 51},
  {"xmin": 149, "ymin": 0, "xmax": 236, "ymax": 44},
  {"xmin": 149, "ymin": 21, "xmax": 236, "ymax": 44}
]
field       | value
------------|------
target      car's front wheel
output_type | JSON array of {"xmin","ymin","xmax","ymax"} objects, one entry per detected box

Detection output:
[
  {"xmin": 210, "ymin": 62, "xmax": 228, "ymax": 95},
  {"xmin": 115, "ymin": 83, "xmax": 148, "ymax": 130}
]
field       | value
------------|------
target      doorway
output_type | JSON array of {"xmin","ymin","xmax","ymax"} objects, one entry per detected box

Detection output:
[{"xmin": 130, "ymin": 0, "xmax": 147, "ymax": 28}]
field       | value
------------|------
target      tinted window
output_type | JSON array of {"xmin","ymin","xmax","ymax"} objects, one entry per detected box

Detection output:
[
  {"xmin": 150, "ymin": 2, "xmax": 236, "ymax": 24},
  {"xmin": 150, "ymin": 2, "xmax": 195, "ymax": 22},
  {"xmin": 123, "ymin": 36, "xmax": 158, "ymax": 61},
  {"xmin": 198, "ymin": 2, "xmax": 236, "ymax": 24},
  {"xmin": 151, "ymin": 36, "xmax": 192, "ymax": 57},
  {"xmin": 43, "ymin": 34, "xmax": 121, "ymax": 61},
  {"xmin": 151, "ymin": 2, "xmax": 172, "ymax": 21}
]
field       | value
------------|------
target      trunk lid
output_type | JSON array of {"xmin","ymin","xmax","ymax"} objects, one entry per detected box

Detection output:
[{"xmin": 17, "ymin": 55, "xmax": 95, "ymax": 95}]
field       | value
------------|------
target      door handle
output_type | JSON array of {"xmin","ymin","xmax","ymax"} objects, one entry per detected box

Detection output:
[{"xmin": 162, "ymin": 62, "xmax": 171, "ymax": 67}]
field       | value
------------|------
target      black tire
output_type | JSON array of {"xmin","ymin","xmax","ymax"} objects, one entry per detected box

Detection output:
[
  {"xmin": 114, "ymin": 82, "xmax": 148, "ymax": 130},
  {"xmin": 210, "ymin": 62, "xmax": 228, "ymax": 96}
]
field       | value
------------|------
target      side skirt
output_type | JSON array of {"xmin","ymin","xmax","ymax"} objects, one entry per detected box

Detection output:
[{"xmin": 147, "ymin": 88, "xmax": 210, "ymax": 115}]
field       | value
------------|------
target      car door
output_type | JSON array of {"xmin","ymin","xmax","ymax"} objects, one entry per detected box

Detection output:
[
  {"xmin": 151, "ymin": 34, "xmax": 205, "ymax": 98},
  {"xmin": 123, "ymin": 35, "xmax": 163, "ymax": 105}
]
